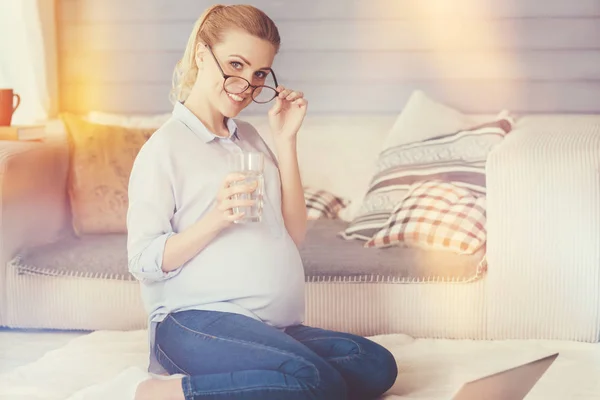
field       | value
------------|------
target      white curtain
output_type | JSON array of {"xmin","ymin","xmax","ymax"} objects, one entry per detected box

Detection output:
[{"xmin": 0, "ymin": 0, "xmax": 58, "ymax": 124}]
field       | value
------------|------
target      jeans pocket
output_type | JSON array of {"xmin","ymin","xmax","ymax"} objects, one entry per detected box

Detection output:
[{"xmin": 155, "ymin": 343, "xmax": 190, "ymax": 376}]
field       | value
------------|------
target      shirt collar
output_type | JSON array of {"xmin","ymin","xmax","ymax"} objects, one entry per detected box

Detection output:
[{"xmin": 172, "ymin": 102, "xmax": 239, "ymax": 143}]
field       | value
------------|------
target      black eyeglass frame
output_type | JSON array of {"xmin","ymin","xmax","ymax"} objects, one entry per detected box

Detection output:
[{"xmin": 205, "ymin": 45, "xmax": 279, "ymax": 104}]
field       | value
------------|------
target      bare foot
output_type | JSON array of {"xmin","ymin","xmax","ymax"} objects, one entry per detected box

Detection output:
[{"xmin": 134, "ymin": 378, "xmax": 186, "ymax": 400}]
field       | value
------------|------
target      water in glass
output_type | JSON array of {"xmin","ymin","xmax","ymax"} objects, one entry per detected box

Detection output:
[{"xmin": 228, "ymin": 152, "xmax": 265, "ymax": 223}]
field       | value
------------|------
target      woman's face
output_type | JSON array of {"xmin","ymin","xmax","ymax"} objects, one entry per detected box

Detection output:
[{"xmin": 196, "ymin": 29, "xmax": 277, "ymax": 118}]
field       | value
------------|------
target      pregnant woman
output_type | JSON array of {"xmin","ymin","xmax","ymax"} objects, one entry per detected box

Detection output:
[{"xmin": 128, "ymin": 4, "xmax": 398, "ymax": 400}]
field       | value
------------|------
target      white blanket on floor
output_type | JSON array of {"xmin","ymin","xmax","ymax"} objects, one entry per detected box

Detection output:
[{"xmin": 1, "ymin": 330, "xmax": 599, "ymax": 400}]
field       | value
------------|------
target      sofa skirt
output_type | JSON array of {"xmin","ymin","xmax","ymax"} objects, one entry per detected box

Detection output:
[{"xmin": 4, "ymin": 265, "xmax": 487, "ymax": 339}]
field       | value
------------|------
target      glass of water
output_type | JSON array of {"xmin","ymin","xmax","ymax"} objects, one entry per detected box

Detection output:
[{"xmin": 227, "ymin": 152, "xmax": 264, "ymax": 223}]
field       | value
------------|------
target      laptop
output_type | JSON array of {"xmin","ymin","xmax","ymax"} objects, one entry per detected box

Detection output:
[{"xmin": 451, "ymin": 353, "xmax": 559, "ymax": 400}]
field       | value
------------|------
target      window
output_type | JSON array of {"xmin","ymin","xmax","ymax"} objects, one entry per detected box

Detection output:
[{"xmin": 0, "ymin": 0, "xmax": 58, "ymax": 125}]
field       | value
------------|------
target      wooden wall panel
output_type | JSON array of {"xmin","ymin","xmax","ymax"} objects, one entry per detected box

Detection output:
[{"xmin": 57, "ymin": 0, "xmax": 600, "ymax": 115}]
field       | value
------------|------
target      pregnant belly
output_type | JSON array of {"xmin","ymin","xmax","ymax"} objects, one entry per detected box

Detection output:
[{"xmin": 171, "ymin": 230, "xmax": 306, "ymax": 326}]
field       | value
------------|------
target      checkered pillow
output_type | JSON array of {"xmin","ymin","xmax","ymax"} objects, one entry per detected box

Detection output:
[
  {"xmin": 364, "ymin": 180, "xmax": 486, "ymax": 254},
  {"xmin": 304, "ymin": 187, "xmax": 349, "ymax": 220}
]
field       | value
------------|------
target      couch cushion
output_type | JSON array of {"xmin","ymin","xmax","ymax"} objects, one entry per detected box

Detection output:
[
  {"xmin": 299, "ymin": 220, "xmax": 486, "ymax": 282},
  {"xmin": 365, "ymin": 180, "xmax": 487, "ymax": 255},
  {"xmin": 385, "ymin": 90, "xmax": 477, "ymax": 149},
  {"xmin": 11, "ymin": 220, "xmax": 486, "ymax": 284},
  {"xmin": 61, "ymin": 113, "xmax": 155, "ymax": 235},
  {"xmin": 11, "ymin": 233, "xmax": 135, "ymax": 281},
  {"xmin": 304, "ymin": 187, "xmax": 349, "ymax": 220}
]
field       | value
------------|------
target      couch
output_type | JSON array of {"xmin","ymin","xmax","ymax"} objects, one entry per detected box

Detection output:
[{"xmin": 1, "ymin": 98, "xmax": 599, "ymax": 343}]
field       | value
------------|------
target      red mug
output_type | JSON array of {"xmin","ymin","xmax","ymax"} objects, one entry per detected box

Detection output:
[{"xmin": 0, "ymin": 89, "xmax": 21, "ymax": 126}]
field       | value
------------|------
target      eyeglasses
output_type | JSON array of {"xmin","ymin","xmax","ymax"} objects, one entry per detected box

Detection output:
[{"xmin": 205, "ymin": 45, "xmax": 279, "ymax": 104}]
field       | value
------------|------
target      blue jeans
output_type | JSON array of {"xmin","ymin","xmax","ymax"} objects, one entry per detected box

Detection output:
[{"xmin": 155, "ymin": 310, "xmax": 398, "ymax": 400}]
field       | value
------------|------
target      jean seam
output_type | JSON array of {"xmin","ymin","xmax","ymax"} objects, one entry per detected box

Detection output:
[
  {"xmin": 167, "ymin": 314, "xmax": 321, "ymax": 384},
  {"xmin": 177, "ymin": 310, "xmax": 227, "ymax": 331},
  {"xmin": 182, "ymin": 376, "xmax": 193, "ymax": 400},
  {"xmin": 156, "ymin": 343, "xmax": 190, "ymax": 376},
  {"xmin": 327, "ymin": 353, "xmax": 365, "ymax": 362},
  {"xmin": 300, "ymin": 336, "xmax": 365, "ymax": 355},
  {"xmin": 191, "ymin": 383, "xmax": 313, "ymax": 397}
]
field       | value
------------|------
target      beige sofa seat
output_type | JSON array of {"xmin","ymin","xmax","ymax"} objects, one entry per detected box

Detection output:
[{"xmin": 6, "ymin": 211, "xmax": 488, "ymax": 337}]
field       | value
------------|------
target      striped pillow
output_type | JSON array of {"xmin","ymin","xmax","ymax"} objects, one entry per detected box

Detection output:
[
  {"xmin": 365, "ymin": 180, "xmax": 487, "ymax": 254},
  {"xmin": 341, "ymin": 112, "xmax": 513, "ymax": 241},
  {"xmin": 304, "ymin": 187, "xmax": 349, "ymax": 220}
]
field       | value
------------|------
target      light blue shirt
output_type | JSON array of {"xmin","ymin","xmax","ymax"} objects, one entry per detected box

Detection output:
[{"xmin": 126, "ymin": 102, "xmax": 306, "ymax": 374}]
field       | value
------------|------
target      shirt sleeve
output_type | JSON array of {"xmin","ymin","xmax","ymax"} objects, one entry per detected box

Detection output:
[{"xmin": 126, "ymin": 140, "xmax": 182, "ymax": 283}]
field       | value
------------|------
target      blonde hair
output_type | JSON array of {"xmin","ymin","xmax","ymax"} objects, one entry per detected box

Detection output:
[{"xmin": 170, "ymin": 4, "xmax": 281, "ymax": 104}]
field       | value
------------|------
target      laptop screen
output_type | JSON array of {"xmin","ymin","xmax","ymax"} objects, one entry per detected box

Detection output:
[{"xmin": 451, "ymin": 353, "xmax": 558, "ymax": 400}]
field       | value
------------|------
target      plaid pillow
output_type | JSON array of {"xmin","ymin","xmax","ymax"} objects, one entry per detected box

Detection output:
[
  {"xmin": 364, "ymin": 180, "xmax": 486, "ymax": 254},
  {"xmin": 304, "ymin": 187, "xmax": 349, "ymax": 220}
]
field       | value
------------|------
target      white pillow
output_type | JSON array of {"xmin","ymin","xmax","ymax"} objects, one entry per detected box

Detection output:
[
  {"xmin": 383, "ymin": 90, "xmax": 476, "ymax": 149},
  {"xmin": 86, "ymin": 111, "xmax": 171, "ymax": 129}
]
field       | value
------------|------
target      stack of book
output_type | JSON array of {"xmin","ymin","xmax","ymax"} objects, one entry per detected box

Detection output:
[{"xmin": 0, "ymin": 125, "xmax": 45, "ymax": 141}]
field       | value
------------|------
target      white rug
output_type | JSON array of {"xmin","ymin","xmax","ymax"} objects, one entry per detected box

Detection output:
[{"xmin": 0, "ymin": 330, "xmax": 599, "ymax": 400}]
